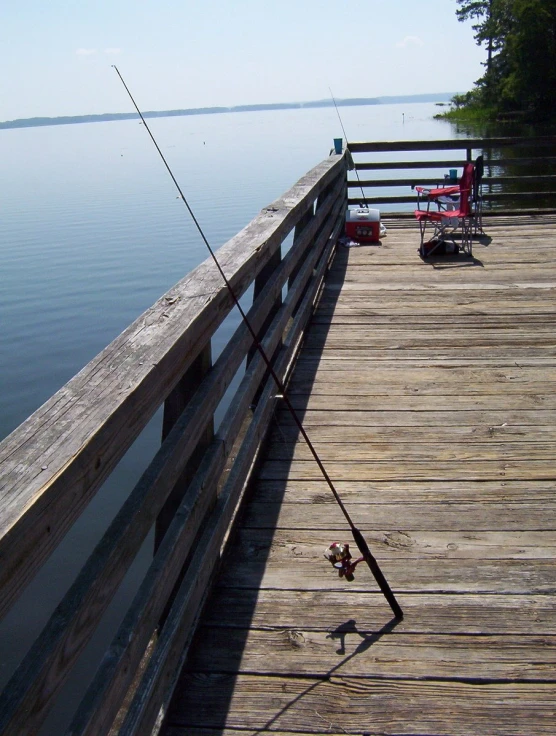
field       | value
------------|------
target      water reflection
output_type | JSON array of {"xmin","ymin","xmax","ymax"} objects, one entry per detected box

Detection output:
[{"xmin": 451, "ymin": 119, "xmax": 556, "ymax": 211}]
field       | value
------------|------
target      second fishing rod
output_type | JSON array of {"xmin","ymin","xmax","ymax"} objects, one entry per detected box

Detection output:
[
  {"xmin": 112, "ymin": 66, "xmax": 403, "ymax": 620},
  {"xmin": 329, "ymin": 87, "xmax": 368, "ymax": 207}
]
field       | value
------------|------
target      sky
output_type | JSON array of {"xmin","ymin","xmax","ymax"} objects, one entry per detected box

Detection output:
[{"xmin": 1, "ymin": 0, "xmax": 486, "ymax": 121}]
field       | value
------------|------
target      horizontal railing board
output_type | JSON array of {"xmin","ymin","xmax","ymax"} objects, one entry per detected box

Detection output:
[
  {"xmin": 356, "ymin": 157, "xmax": 556, "ymax": 170},
  {"xmin": 376, "ymin": 208, "xmax": 556, "ymax": 218},
  {"xmin": 349, "ymin": 176, "xmax": 556, "ymax": 188},
  {"xmin": 348, "ymin": 191, "xmax": 556, "ymax": 206},
  {"xmin": 0, "ymin": 153, "xmax": 346, "ymax": 623},
  {"xmin": 347, "ymin": 136, "xmax": 556, "ymax": 153}
]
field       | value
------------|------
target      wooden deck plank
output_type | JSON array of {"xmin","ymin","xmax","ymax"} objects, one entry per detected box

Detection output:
[
  {"xmin": 164, "ymin": 676, "xmax": 556, "ymax": 735},
  {"xmin": 257, "ymin": 459, "xmax": 555, "ymax": 482},
  {"xmin": 273, "ymin": 409, "xmax": 556, "ymax": 426},
  {"xmin": 223, "ymin": 528, "xmax": 556, "ymax": 558},
  {"xmin": 217, "ymin": 550, "xmax": 555, "ymax": 594},
  {"xmin": 255, "ymin": 479, "xmax": 556, "ymax": 504},
  {"xmin": 186, "ymin": 628, "xmax": 556, "ymax": 681},
  {"xmin": 160, "ymin": 214, "xmax": 556, "ymax": 736},
  {"xmin": 203, "ymin": 589, "xmax": 556, "ymax": 634},
  {"xmin": 264, "ymin": 441, "xmax": 556, "ymax": 461}
]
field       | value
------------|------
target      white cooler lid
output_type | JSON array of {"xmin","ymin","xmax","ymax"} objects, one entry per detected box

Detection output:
[{"xmin": 346, "ymin": 207, "xmax": 380, "ymax": 222}]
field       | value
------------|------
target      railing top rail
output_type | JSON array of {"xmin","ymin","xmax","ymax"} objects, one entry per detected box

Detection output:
[{"xmin": 347, "ymin": 136, "xmax": 556, "ymax": 153}]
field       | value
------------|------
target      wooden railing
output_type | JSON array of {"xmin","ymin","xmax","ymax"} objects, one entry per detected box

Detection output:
[
  {"xmin": 0, "ymin": 153, "xmax": 347, "ymax": 735},
  {"xmin": 347, "ymin": 136, "xmax": 556, "ymax": 213}
]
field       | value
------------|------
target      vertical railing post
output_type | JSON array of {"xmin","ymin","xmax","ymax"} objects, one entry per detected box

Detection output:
[
  {"xmin": 154, "ymin": 342, "xmax": 214, "ymax": 554},
  {"xmin": 247, "ymin": 244, "xmax": 283, "ymax": 388},
  {"xmin": 319, "ymin": 156, "xmax": 347, "ymax": 217},
  {"xmin": 288, "ymin": 203, "xmax": 315, "ymax": 298},
  {"xmin": 340, "ymin": 154, "xmax": 348, "ymax": 220},
  {"xmin": 253, "ymin": 244, "xmax": 283, "ymax": 325},
  {"xmin": 316, "ymin": 160, "xmax": 346, "ymax": 258}
]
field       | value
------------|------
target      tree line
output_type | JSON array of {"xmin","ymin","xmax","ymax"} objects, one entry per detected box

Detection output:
[{"xmin": 453, "ymin": 0, "xmax": 556, "ymax": 121}]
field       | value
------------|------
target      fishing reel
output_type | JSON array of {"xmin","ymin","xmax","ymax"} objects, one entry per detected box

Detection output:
[{"xmin": 324, "ymin": 542, "xmax": 364, "ymax": 582}]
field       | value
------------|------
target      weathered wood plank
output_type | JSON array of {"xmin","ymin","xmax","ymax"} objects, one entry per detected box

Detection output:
[
  {"xmin": 323, "ymin": 280, "xmax": 556, "ymax": 291},
  {"xmin": 242, "ymin": 499, "xmax": 556, "ymax": 529},
  {"xmin": 204, "ymin": 589, "xmax": 556, "ymax": 634},
  {"xmin": 187, "ymin": 628, "xmax": 556, "ymax": 681},
  {"xmin": 257, "ymin": 458, "xmax": 556, "ymax": 482},
  {"xmin": 274, "ymin": 409, "xmax": 556, "ymax": 427},
  {"xmin": 267, "ymin": 433, "xmax": 556, "ymax": 455},
  {"xmin": 226, "ymin": 528, "xmax": 556, "ymax": 559},
  {"xmin": 164, "ymin": 674, "xmax": 556, "ymax": 735},
  {"xmin": 289, "ymin": 373, "xmax": 556, "ymax": 390},
  {"xmin": 218, "ymin": 555, "xmax": 556, "ymax": 594},
  {"xmin": 255, "ymin": 478, "xmax": 556, "ymax": 504},
  {"xmin": 303, "ymin": 327, "xmax": 556, "ymax": 342},
  {"xmin": 294, "ymin": 355, "xmax": 556, "ymax": 367},
  {"xmin": 314, "ymin": 297, "xmax": 556, "ymax": 312},
  {"xmin": 284, "ymin": 394, "xmax": 556, "ymax": 411},
  {"xmin": 264, "ymin": 441, "xmax": 556, "ymax": 462}
]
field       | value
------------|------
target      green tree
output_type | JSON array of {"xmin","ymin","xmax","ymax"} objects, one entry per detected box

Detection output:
[
  {"xmin": 454, "ymin": 0, "xmax": 556, "ymax": 121},
  {"xmin": 456, "ymin": 1, "xmax": 496, "ymax": 76},
  {"xmin": 499, "ymin": 0, "xmax": 556, "ymax": 118}
]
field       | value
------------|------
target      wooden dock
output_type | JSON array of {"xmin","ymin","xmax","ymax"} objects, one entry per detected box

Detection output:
[
  {"xmin": 161, "ymin": 214, "xmax": 556, "ymax": 736},
  {"xmin": 2, "ymin": 138, "xmax": 556, "ymax": 735}
]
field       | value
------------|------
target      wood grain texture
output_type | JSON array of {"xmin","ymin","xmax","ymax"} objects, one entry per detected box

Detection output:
[
  {"xmin": 165, "ymin": 675, "xmax": 556, "ymax": 735},
  {"xmin": 203, "ymin": 589, "xmax": 556, "ymax": 634},
  {"xmin": 161, "ymin": 211, "xmax": 556, "ymax": 736},
  {"xmin": 186, "ymin": 628, "xmax": 556, "ymax": 681}
]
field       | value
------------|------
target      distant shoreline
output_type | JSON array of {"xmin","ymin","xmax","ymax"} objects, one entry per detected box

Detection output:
[{"xmin": 0, "ymin": 93, "xmax": 454, "ymax": 130}]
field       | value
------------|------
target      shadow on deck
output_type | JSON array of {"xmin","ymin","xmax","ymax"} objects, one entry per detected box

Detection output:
[{"xmin": 161, "ymin": 214, "xmax": 556, "ymax": 736}]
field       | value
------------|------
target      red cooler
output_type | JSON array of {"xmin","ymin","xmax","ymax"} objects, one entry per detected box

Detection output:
[{"xmin": 345, "ymin": 207, "xmax": 381, "ymax": 243}]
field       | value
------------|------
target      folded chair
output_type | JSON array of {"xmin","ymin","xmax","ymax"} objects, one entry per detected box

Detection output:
[{"xmin": 415, "ymin": 162, "xmax": 475, "ymax": 258}]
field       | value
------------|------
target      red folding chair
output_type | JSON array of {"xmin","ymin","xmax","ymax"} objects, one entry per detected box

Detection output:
[{"xmin": 414, "ymin": 162, "xmax": 475, "ymax": 258}]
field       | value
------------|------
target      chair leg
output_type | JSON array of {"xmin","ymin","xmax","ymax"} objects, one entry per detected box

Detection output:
[
  {"xmin": 473, "ymin": 197, "xmax": 484, "ymax": 235},
  {"xmin": 461, "ymin": 217, "xmax": 473, "ymax": 256}
]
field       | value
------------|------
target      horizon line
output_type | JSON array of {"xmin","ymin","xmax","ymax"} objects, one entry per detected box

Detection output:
[{"xmin": 0, "ymin": 92, "xmax": 455, "ymax": 131}]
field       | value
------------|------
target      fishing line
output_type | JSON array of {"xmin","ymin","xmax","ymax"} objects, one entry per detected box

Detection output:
[
  {"xmin": 329, "ymin": 87, "xmax": 368, "ymax": 206},
  {"xmin": 112, "ymin": 66, "xmax": 402, "ymax": 619}
]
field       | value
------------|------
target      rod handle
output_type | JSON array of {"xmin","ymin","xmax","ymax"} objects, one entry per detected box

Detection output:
[{"xmin": 351, "ymin": 527, "xmax": 403, "ymax": 620}]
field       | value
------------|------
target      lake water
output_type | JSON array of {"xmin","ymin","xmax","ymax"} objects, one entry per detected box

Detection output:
[{"xmin": 0, "ymin": 101, "xmax": 466, "ymax": 732}]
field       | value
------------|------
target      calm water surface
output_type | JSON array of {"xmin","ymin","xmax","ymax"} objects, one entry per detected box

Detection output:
[{"xmin": 1, "ymin": 102, "xmax": 459, "ymax": 732}]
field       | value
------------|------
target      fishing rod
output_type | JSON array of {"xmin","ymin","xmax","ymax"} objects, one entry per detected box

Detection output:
[
  {"xmin": 329, "ymin": 87, "xmax": 368, "ymax": 207},
  {"xmin": 112, "ymin": 66, "xmax": 402, "ymax": 620}
]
